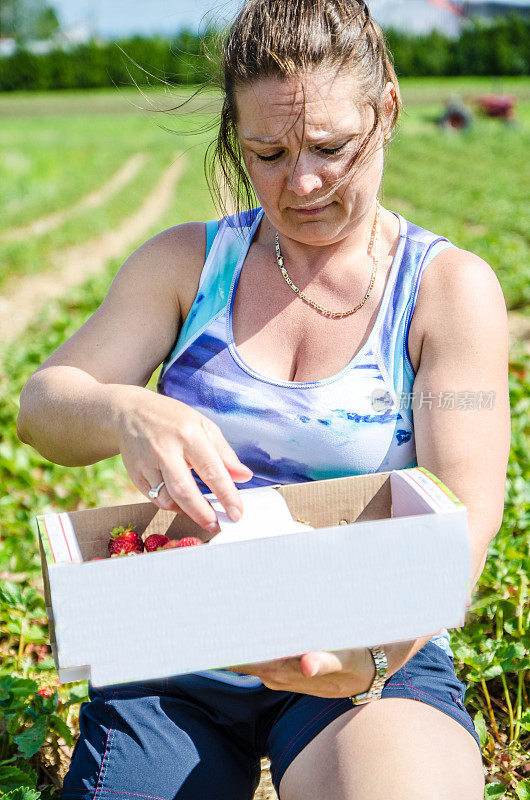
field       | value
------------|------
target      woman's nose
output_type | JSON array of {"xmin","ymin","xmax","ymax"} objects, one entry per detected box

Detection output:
[{"xmin": 285, "ymin": 155, "xmax": 324, "ymax": 196}]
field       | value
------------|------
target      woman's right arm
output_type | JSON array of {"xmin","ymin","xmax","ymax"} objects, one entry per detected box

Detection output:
[{"xmin": 17, "ymin": 223, "xmax": 252, "ymax": 529}]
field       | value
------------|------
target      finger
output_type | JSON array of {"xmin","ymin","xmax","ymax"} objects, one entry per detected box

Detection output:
[
  {"xmin": 184, "ymin": 432, "xmax": 247, "ymax": 522},
  {"xmin": 299, "ymin": 651, "xmax": 344, "ymax": 678},
  {"xmin": 137, "ymin": 471, "xmax": 171, "ymax": 505},
  {"xmin": 158, "ymin": 459, "xmax": 220, "ymax": 532},
  {"xmin": 141, "ymin": 475, "xmax": 186, "ymax": 514},
  {"xmin": 201, "ymin": 419, "xmax": 253, "ymax": 482}
]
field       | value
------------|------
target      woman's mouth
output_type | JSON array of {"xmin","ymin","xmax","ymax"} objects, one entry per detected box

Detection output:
[{"xmin": 291, "ymin": 203, "xmax": 332, "ymax": 216}]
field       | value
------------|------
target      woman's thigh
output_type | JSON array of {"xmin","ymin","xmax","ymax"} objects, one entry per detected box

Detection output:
[
  {"xmin": 61, "ymin": 681, "xmax": 261, "ymax": 800},
  {"xmin": 266, "ymin": 642, "xmax": 484, "ymax": 799},
  {"xmin": 277, "ymin": 697, "xmax": 484, "ymax": 800}
]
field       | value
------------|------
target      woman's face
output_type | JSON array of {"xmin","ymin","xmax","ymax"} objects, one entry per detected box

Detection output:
[{"xmin": 235, "ymin": 69, "xmax": 394, "ymax": 246}]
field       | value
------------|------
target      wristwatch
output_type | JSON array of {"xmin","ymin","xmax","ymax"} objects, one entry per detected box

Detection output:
[{"xmin": 349, "ymin": 646, "xmax": 388, "ymax": 705}]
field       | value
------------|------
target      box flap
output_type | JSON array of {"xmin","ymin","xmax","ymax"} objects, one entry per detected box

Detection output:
[
  {"xmin": 391, "ymin": 468, "xmax": 464, "ymax": 517},
  {"xmin": 37, "ymin": 513, "xmax": 82, "ymax": 565},
  {"xmin": 275, "ymin": 472, "xmax": 391, "ymax": 526},
  {"xmin": 208, "ymin": 487, "xmax": 313, "ymax": 545}
]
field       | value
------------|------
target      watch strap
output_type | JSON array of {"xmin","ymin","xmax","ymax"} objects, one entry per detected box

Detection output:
[{"xmin": 349, "ymin": 646, "xmax": 388, "ymax": 705}]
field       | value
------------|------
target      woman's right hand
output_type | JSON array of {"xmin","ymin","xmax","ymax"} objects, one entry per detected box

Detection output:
[{"xmin": 116, "ymin": 386, "xmax": 253, "ymax": 533}]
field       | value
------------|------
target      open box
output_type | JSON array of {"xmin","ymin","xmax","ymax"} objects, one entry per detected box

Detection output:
[{"xmin": 37, "ymin": 467, "xmax": 470, "ymax": 687}]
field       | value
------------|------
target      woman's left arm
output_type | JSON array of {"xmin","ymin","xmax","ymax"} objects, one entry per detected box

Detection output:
[{"xmin": 381, "ymin": 246, "xmax": 511, "ymax": 672}]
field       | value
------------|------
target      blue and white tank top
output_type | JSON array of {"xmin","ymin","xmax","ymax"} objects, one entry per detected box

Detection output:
[{"xmin": 158, "ymin": 207, "xmax": 456, "ymax": 684}]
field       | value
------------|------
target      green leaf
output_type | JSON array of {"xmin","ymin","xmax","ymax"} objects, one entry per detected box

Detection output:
[
  {"xmin": 452, "ymin": 644, "xmax": 476, "ymax": 660},
  {"xmin": 0, "ymin": 788, "xmax": 41, "ymax": 800},
  {"xmin": 33, "ymin": 657, "xmax": 55, "ymax": 672},
  {"xmin": 13, "ymin": 718, "xmax": 47, "ymax": 758},
  {"xmin": 473, "ymin": 653, "xmax": 495, "ymax": 669},
  {"xmin": 473, "ymin": 710, "xmax": 488, "ymax": 747},
  {"xmin": 0, "ymin": 583, "xmax": 24, "ymax": 610},
  {"xmin": 484, "ymin": 784, "xmax": 507, "ymax": 799},
  {"xmin": 516, "ymin": 780, "xmax": 530, "ymax": 800},
  {"xmin": 482, "ymin": 664, "xmax": 503, "ymax": 680},
  {"xmin": 48, "ymin": 715, "xmax": 73, "ymax": 746},
  {"xmin": 65, "ymin": 683, "xmax": 88, "ymax": 703},
  {"xmin": 7, "ymin": 680, "xmax": 37, "ymax": 698},
  {"xmin": 519, "ymin": 711, "xmax": 530, "ymax": 733},
  {"xmin": 0, "ymin": 765, "xmax": 38, "ymax": 793}
]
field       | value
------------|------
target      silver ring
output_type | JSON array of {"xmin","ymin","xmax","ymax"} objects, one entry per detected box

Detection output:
[{"xmin": 148, "ymin": 481, "xmax": 165, "ymax": 499}]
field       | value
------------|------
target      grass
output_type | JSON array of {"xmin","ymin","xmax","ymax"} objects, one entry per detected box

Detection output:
[{"xmin": 0, "ymin": 79, "xmax": 529, "ymax": 799}]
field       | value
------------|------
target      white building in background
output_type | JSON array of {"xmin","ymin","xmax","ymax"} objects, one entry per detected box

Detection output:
[
  {"xmin": 371, "ymin": 0, "xmax": 463, "ymax": 37},
  {"xmin": 25, "ymin": 23, "xmax": 94, "ymax": 54},
  {"xmin": 0, "ymin": 36, "xmax": 17, "ymax": 56},
  {"xmin": 370, "ymin": 0, "xmax": 530, "ymax": 37}
]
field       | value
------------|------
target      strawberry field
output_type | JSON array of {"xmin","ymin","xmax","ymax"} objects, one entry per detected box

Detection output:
[{"xmin": 0, "ymin": 78, "xmax": 529, "ymax": 800}]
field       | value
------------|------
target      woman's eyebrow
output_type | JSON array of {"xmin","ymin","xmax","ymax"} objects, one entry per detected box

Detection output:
[{"xmin": 241, "ymin": 131, "xmax": 362, "ymax": 144}]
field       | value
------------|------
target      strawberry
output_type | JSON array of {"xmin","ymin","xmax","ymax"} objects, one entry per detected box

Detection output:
[
  {"xmin": 108, "ymin": 524, "xmax": 144, "ymax": 556},
  {"xmin": 176, "ymin": 537, "xmax": 203, "ymax": 548},
  {"xmin": 144, "ymin": 534, "xmax": 170, "ymax": 552},
  {"xmin": 37, "ymin": 687, "xmax": 53, "ymax": 698},
  {"xmin": 161, "ymin": 539, "xmax": 179, "ymax": 550}
]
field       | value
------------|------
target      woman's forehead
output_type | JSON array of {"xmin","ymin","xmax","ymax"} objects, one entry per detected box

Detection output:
[{"xmin": 236, "ymin": 70, "xmax": 366, "ymax": 142}]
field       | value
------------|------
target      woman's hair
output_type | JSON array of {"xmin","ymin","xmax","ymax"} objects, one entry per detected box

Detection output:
[{"xmin": 207, "ymin": 0, "xmax": 402, "ymax": 217}]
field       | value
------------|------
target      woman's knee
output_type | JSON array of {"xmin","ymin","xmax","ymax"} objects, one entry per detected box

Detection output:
[{"xmin": 278, "ymin": 699, "xmax": 484, "ymax": 800}]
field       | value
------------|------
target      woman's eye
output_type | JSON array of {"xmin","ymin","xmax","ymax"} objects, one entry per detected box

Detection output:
[
  {"xmin": 256, "ymin": 152, "xmax": 283, "ymax": 162},
  {"xmin": 254, "ymin": 143, "xmax": 347, "ymax": 161},
  {"xmin": 319, "ymin": 143, "xmax": 347, "ymax": 155}
]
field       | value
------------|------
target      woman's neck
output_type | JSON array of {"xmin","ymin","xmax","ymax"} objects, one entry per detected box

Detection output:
[{"xmin": 256, "ymin": 201, "xmax": 399, "ymax": 285}]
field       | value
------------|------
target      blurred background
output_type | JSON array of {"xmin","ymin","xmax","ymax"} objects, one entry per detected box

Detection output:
[{"xmin": 0, "ymin": 1, "xmax": 529, "ymax": 799}]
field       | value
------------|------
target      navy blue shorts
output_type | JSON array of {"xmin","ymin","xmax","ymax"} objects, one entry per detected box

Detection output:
[{"xmin": 61, "ymin": 642, "xmax": 480, "ymax": 800}]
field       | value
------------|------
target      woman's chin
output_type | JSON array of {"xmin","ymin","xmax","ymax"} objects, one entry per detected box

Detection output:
[{"xmin": 283, "ymin": 215, "xmax": 348, "ymax": 245}]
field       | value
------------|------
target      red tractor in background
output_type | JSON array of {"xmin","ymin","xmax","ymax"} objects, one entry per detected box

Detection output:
[
  {"xmin": 476, "ymin": 94, "xmax": 517, "ymax": 121},
  {"xmin": 438, "ymin": 93, "xmax": 518, "ymax": 131}
]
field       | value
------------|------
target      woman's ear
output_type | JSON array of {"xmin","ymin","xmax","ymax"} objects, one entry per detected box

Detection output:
[{"xmin": 382, "ymin": 82, "xmax": 396, "ymax": 140}]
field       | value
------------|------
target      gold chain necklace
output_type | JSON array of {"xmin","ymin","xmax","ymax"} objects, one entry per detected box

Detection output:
[{"xmin": 274, "ymin": 202, "xmax": 381, "ymax": 320}]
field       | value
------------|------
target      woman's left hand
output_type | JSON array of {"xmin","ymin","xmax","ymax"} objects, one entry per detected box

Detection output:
[{"xmin": 224, "ymin": 647, "xmax": 376, "ymax": 698}]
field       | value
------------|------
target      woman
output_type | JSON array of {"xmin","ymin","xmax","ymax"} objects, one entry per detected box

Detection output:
[{"xmin": 18, "ymin": 1, "xmax": 510, "ymax": 798}]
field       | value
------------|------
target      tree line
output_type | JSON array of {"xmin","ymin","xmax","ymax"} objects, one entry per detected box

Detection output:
[{"xmin": 0, "ymin": 15, "xmax": 528, "ymax": 92}]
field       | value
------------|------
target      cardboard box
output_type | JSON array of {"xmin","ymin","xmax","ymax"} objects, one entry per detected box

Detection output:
[{"xmin": 37, "ymin": 467, "xmax": 470, "ymax": 687}]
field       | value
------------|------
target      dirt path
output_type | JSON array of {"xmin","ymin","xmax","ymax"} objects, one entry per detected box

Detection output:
[
  {"xmin": 1, "ymin": 153, "xmax": 147, "ymax": 242},
  {"xmin": 0, "ymin": 153, "xmax": 186, "ymax": 344}
]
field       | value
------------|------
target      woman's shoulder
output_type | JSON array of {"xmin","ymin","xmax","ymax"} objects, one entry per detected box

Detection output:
[
  {"xmin": 410, "ymin": 243, "xmax": 507, "ymax": 355},
  {"xmin": 142, "ymin": 221, "xmax": 208, "ymax": 264},
  {"xmin": 418, "ymin": 244, "xmax": 504, "ymax": 303},
  {"xmin": 128, "ymin": 221, "xmax": 211, "ymax": 318}
]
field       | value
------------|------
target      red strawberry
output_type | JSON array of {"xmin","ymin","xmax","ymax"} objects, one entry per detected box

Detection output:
[
  {"xmin": 144, "ymin": 534, "xmax": 170, "ymax": 552},
  {"xmin": 37, "ymin": 687, "xmax": 53, "ymax": 698},
  {"xmin": 161, "ymin": 539, "xmax": 179, "ymax": 550},
  {"xmin": 176, "ymin": 537, "xmax": 203, "ymax": 548},
  {"xmin": 108, "ymin": 525, "xmax": 144, "ymax": 556}
]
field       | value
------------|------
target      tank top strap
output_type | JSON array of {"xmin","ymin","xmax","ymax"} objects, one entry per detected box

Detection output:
[
  {"xmin": 372, "ymin": 215, "xmax": 456, "ymax": 428},
  {"xmin": 204, "ymin": 219, "xmax": 219, "ymax": 261},
  {"xmin": 158, "ymin": 209, "xmax": 264, "ymax": 387}
]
